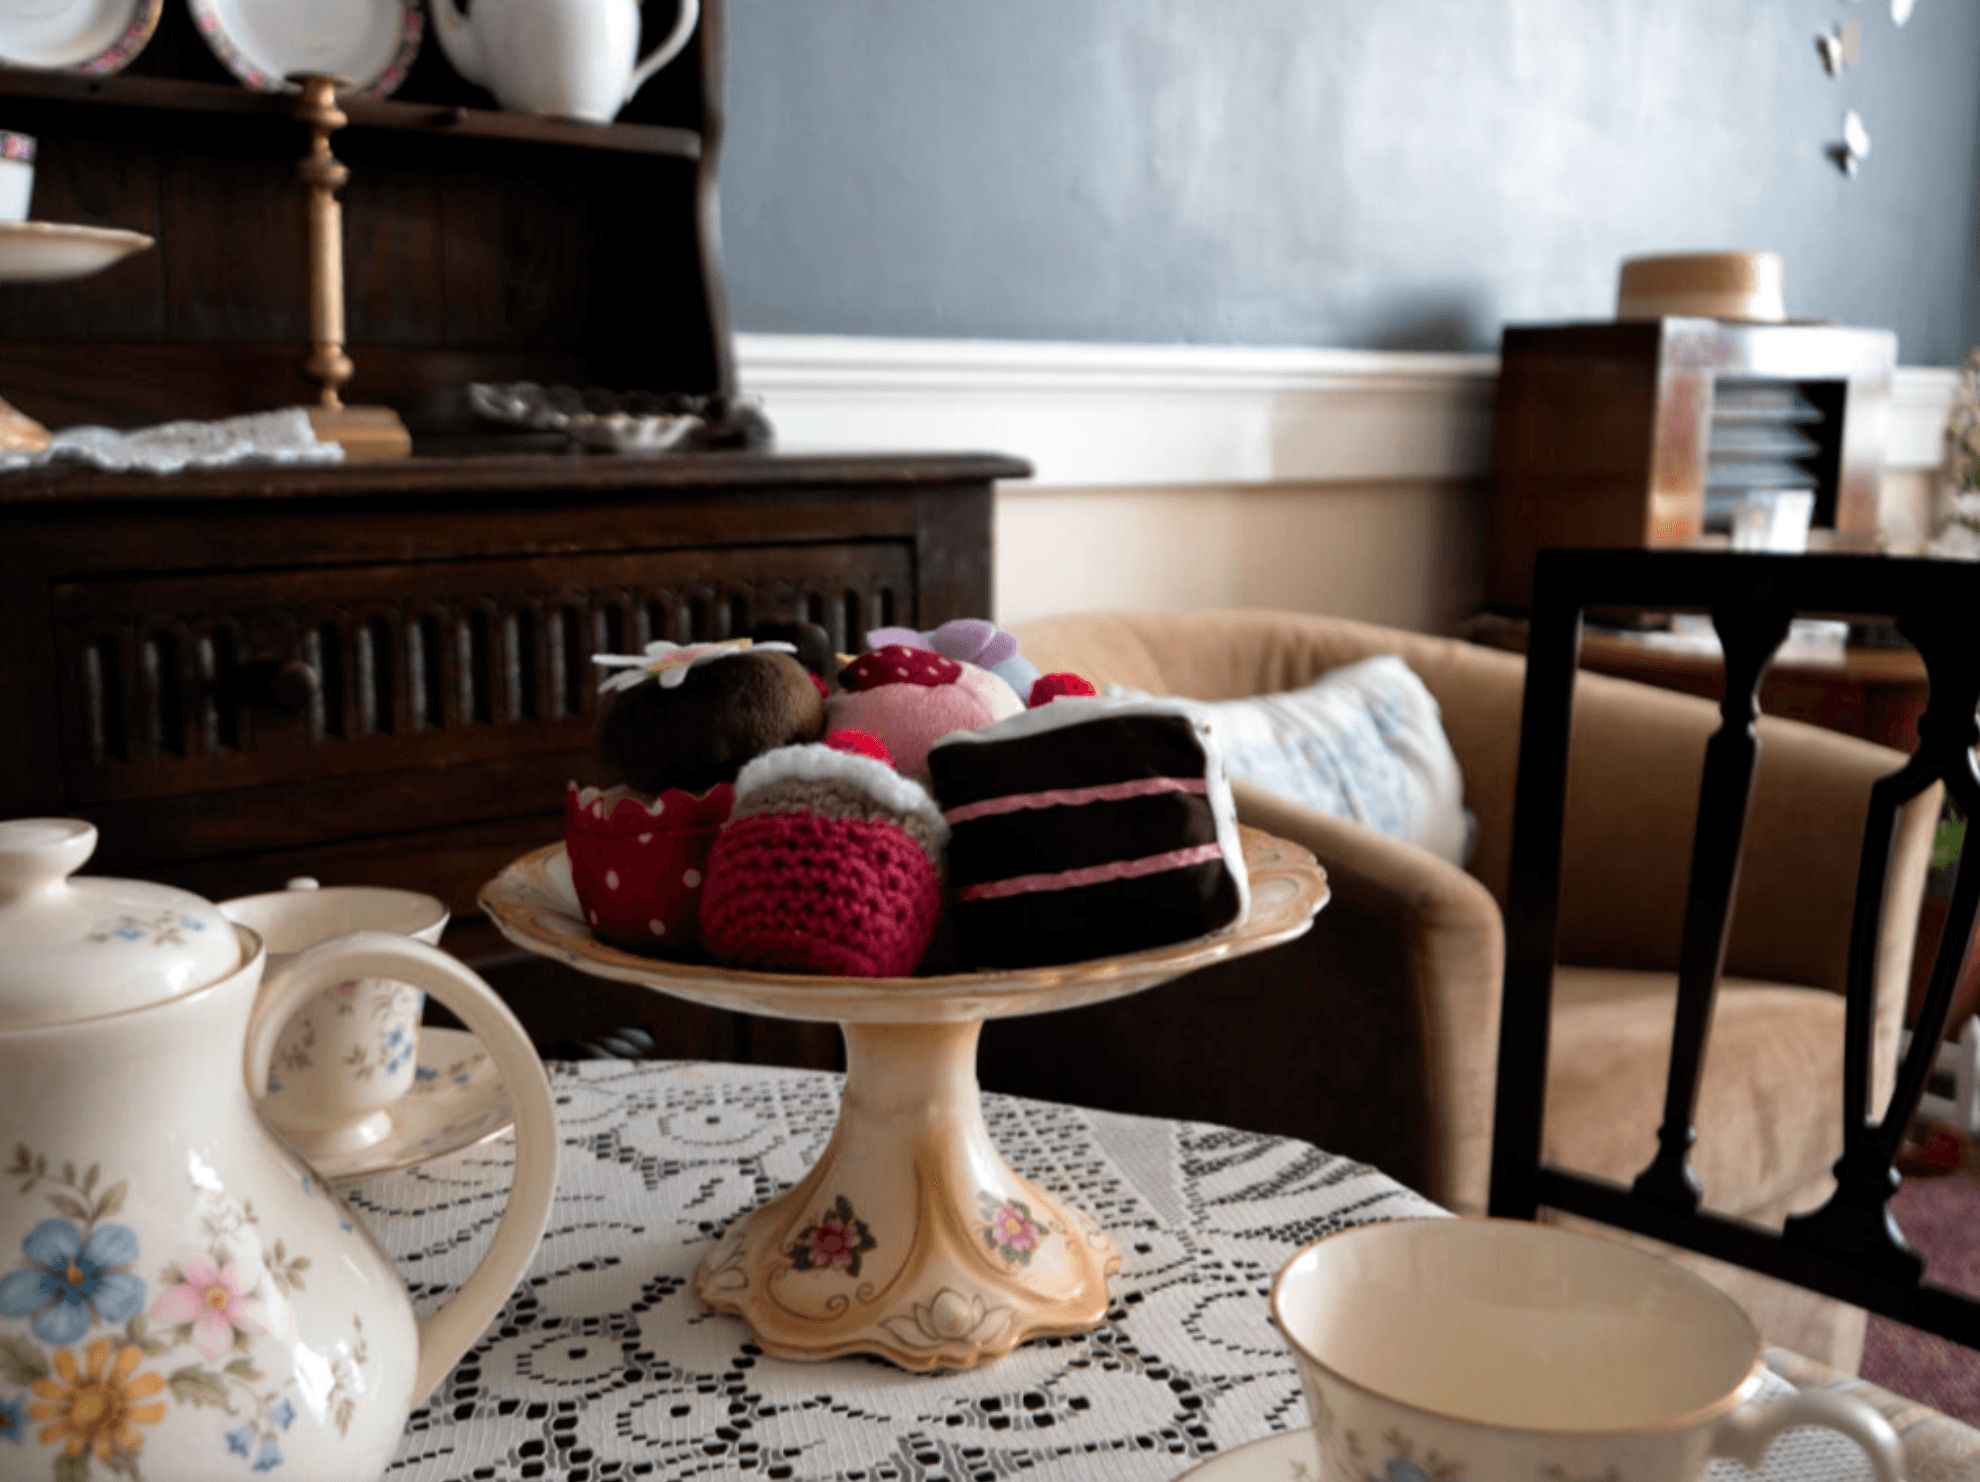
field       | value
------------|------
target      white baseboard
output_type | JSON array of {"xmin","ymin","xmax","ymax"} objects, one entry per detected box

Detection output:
[{"xmin": 737, "ymin": 332, "xmax": 1956, "ymax": 489}]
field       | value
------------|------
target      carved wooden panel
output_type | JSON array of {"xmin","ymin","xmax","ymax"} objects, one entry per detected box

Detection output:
[{"xmin": 51, "ymin": 542, "xmax": 912, "ymax": 804}]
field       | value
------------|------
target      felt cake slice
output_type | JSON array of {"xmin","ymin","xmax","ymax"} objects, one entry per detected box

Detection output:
[{"xmin": 927, "ymin": 696, "xmax": 1249, "ymax": 969}]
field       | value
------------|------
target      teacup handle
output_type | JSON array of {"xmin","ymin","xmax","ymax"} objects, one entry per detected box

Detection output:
[
  {"xmin": 626, "ymin": 0, "xmax": 701, "ymax": 103},
  {"xmin": 244, "ymin": 930, "xmax": 560, "ymax": 1408},
  {"xmin": 1713, "ymin": 1385, "xmax": 1904, "ymax": 1482}
]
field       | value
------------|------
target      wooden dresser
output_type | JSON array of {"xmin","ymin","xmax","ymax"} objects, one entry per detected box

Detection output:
[
  {"xmin": 0, "ymin": 451, "xmax": 1022, "ymax": 1062},
  {"xmin": 0, "ymin": 1, "xmax": 1028, "ymax": 1063}
]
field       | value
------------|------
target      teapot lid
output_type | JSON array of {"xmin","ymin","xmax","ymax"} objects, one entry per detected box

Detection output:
[{"xmin": 0, "ymin": 818, "xmax": 244, "ymax": 1030}]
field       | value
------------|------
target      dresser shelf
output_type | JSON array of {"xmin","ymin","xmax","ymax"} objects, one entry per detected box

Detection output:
[{"xmin": 0, "ymin": 66, "xmax": 702, "ymax": 159}]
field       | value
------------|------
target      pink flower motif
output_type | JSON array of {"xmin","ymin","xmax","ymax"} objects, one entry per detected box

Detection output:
[
  {"xmin": 991, "ymin": 1204, "xmax": 1038, "ymax": 1252},
  {"xmin": 152, "ymin": 1256, "xmax": 261, "ymax": 1361},
  {"xmin": 809, "ymin": 1218, "xmax": 857, "ymax": 1269}
]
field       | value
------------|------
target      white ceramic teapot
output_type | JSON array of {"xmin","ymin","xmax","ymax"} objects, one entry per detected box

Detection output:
[
  {"xmin": 0, "ymin": 819, "xmax": 559, "ymax": 1481},
  {"xmin": 433, "ymin": 0, "xmax": 701, "ymax": 125}
]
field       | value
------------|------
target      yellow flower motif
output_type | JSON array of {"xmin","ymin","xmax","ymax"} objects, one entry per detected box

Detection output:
[{"xmin": 29, "ymin": 1338, "xmax": 167, "ymax": 1463}]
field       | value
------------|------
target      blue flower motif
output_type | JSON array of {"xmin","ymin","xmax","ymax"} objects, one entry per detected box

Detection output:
[
  {"xmin": 252, "ymin": 1438, "xmax": 284, "ymax": 1471},
  {"xmin": 1384, "ymin": 1459, "xmax": 1433, "ymax": 1482},
  {"xmin": 299, "ymin": 1174, "xmax": 314, "ymax": 1199},
  {"xmin": 414, "ymin": 1065, "xmax": 438, "ymax": 1084},
  {"xmin": 270, "ymin": 1397, "xmax": 296, "ymax": 1431},
  {"xmin": 226, "ymin": 1425, "xmax": 254, "ymax": 1457},
  {"xmin": 385, "ymin": 1027, "xmax": 406, "ymax": 1051},
  {"xmin": 0, "ymin": 1219, "xmax": 145, "ymax": 1345},
  {"xmin": 0, "ymin": 1391, "xmax": 24, "ymax": 1444}
]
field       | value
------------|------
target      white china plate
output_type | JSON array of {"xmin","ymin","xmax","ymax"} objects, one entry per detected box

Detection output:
[
  {"xmin": 300, "ymin": 1027, "xmax": 515, "ymax": 1182},
  {"xmin": 1173, "ymin": 1430, "xmax": 1316, "ymax": 1480},
  {"xmin": 188, "ymin": 0, "xmax": 424, "ymax": 98},
  {"xmin": 0, "ymin": 0, "xmax": 163, "ymax": 74},
  {"xmin": 0, "ymin": 220, "xmax": 153, "ymax": 283}
]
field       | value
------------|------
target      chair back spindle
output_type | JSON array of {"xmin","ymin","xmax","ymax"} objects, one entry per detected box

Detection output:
[{"xmin": 1488, "ymin": 548, "xmax": 1980, "ymax": 1351}]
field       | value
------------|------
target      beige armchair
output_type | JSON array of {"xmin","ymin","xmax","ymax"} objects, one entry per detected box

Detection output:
[{"xmin": 991, "ymin": 608, "xmax": 1938, "ymax": 1372}]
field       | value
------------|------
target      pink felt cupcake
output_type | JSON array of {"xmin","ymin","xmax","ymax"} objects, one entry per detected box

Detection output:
[
  {"xmin": 823, "ymin": 644, "xmax": 1023, "ymax": 786},
  {"xmin": 565, "ymin": 780, "xmax": 736, "ymax": 956},
  {"xmin": 700, "ymin": 742, "xmax": 950, "ymax": 977}
]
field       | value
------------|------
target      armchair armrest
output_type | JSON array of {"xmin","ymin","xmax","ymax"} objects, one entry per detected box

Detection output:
[{"xmin": 1230, "ymin": 779, "xmax": 1505, "ymax": 1210}]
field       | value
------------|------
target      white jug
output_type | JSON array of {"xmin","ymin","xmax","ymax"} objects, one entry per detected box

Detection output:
[{"xmin": 433, "ymin": 0, "xmax": 701, "ymax": 125}]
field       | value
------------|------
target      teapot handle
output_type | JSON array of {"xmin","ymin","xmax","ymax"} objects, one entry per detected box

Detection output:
[
  {"xmin": 626, "ymin": 0, "xmax": 701, "ymax": 104},
  {"xmin": 244, "ymin": 931, "xmax": 559, "ymax": 1408}
]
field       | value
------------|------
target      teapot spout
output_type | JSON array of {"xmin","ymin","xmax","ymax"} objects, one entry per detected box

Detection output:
[{"xmin": 432, "ymin": 0, "xmax": 490, "ymax": 91}]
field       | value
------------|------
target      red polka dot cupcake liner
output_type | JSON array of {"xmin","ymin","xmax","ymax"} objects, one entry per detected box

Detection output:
[{"xmin": 565, "ymin": 781, "xmax": 735, "ymax": 957}]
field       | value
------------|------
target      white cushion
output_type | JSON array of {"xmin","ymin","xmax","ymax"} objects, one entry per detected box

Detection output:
[{"xmin": 1113, "ymin": 654, "xmax": 1470, "ymax": 866}]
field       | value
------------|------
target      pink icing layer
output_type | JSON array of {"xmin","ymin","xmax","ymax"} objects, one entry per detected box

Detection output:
[
  {"xmin": 954, "ymin": 842, "xmax": 1227, "ymax": 902},
  {"xmin": 942, "ymin": 776, "xmax": 1207, "ymax": 825}
]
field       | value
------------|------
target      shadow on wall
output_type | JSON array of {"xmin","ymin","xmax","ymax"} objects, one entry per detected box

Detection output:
[{"xmin": 1356, "ymin": 290, "xmax": 1504, "ymax": 354}]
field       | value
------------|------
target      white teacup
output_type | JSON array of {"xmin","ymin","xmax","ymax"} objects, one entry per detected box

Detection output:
[
  {"xmin": 1272, "ymin": 1218, "xmax": 1903, "ymax": 1482},
  {"xmin": 220, "ymin": 880, "xmax": 448, "ymax": 1158},
  {"xmin": 0, "ymin": 132, "xmax": 33, "ymax": 223}
]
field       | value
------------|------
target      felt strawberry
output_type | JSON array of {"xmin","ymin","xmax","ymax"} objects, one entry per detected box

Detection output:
[
  {"xmin": 1029, "ymin": 672, "xmax": 1096, "ymax": 706},
  {"xmin": 840, "ymin": 645, "xmax": 963, "ymax": 691}
]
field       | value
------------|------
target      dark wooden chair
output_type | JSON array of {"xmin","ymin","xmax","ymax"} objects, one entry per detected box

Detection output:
[{"xmin": 1489, "ymin": 546, "xmax": 1980, "ymax": 1353}]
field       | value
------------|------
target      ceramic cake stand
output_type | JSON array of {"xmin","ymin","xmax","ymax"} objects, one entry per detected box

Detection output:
[{"xmin": 480, "ymin": 826, "xmax": 1328, "ymax": 1372}]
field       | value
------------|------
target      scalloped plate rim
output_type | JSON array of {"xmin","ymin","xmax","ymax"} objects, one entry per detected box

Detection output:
[
  {"xmin": 0, "ymin": 0, "xmax": 164, "ymax": 75},
  {"xmin": 186, "ymin": 0, "xmax": 425, "ymax": 98},
  {"xmin": 478, "ymin": 826, "xmax": 1329, "ymax": 1024}
]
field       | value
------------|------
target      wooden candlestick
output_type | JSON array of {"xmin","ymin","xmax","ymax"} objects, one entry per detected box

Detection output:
[{"xmin": 292, "ymin": 73, "xmax": 409, "ymax": 461}]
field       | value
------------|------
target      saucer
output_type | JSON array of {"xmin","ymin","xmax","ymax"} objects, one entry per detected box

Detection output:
[
  {"xmin": 301, "ymin": 1027, "xmax": 514, "ymax": 1182},
  {"xmin": 0, "ymin": 221, "xmax": 153, "ymax": 283},
  {"xmin": 0, "ymin": 0, "xmax": 163, "ymax": 74},
  {"xmin": 1173, "ymin": 1431, "xmax": 1315, "ymax": 1480}
]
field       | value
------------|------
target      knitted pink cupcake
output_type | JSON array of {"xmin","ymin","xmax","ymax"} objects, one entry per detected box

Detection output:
[
  {"xmin": 700, "ymin": 741, "xmax": 950, "ymax": 977},
  {"xmin": 565, "ymin": 781, "xmax": 735, "ymax": 956}
]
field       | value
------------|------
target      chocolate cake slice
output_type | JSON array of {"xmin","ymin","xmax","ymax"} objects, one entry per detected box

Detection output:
[{"xmin": 927, "ymin": 696, "xmax": 1249, "ymax": 969}]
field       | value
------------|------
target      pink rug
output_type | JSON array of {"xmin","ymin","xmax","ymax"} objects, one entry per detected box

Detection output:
[{"xmin": 1859, "ymin": 1161, "xmax": 1980, "ymax": 1422}]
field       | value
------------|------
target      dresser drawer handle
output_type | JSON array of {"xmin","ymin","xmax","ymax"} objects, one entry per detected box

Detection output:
[{"xmin": 237, "ymin": 657, "xmax": 322, "ymax": 712}]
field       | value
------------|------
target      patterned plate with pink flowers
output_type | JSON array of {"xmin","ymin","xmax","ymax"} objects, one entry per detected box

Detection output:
[
  {"xmin": 0, "ymin": 0, "xmax": 163, "ymax": 74},
  {"xmin": 188, "ymin": 0, "xmax": 424, "ymax": 99}
]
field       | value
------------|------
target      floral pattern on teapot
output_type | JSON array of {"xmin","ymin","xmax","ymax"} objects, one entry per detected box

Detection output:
[{"xmin": 0, "ymin": 1145, "xmax": 369, "ymax": 1479}]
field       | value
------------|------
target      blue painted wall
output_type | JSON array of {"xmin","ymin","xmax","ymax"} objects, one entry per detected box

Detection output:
[{"xmin": 719, "ymin": 0, "xmax": 1980, "ymax": 364}]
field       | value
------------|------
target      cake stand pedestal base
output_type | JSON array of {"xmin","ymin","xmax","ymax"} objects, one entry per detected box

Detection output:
[{"xmin": 693, "ymin": 1020, "xmax": 1122, "ymax": 1371}]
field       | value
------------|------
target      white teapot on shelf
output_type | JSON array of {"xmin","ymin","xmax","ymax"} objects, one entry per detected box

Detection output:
[
  {"xmin": 0, "ymin": 818, "xmax": 559, "ymax": 1481},
  {"xmin": 433, "ymin": 0, "xmax": 701, "ymax": 125}
]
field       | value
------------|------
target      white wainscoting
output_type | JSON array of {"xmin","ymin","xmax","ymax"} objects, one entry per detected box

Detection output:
[{"xmin": 736, "ymin": 334, "xmax": 1958, "ymax": 631}]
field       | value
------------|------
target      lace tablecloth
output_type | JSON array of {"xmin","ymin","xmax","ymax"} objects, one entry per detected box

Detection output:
[{"xmin": 346, "ymin": 1060, "xmax": 1890, "ymax": 1482}]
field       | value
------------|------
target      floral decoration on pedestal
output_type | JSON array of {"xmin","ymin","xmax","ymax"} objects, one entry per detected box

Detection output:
[
  {"xmin": 785, "ymin": 1196, "xmax": 876, "ymax": 1278},
  {"xmin": 977, "ymin": 1191, "xmax": 1041, "ymax": 1267}
]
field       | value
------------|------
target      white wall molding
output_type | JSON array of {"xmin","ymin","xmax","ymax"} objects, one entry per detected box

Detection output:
[
  {"xmin": 737, "ymin": 333, "xmax": 1499, "ymax": 487},
  {"xmin": 737, "ymin": 333, "xmax": 1958, "ymax": 488}
]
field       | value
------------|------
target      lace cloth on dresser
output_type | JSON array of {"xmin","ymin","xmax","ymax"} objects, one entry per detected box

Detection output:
[{"xmin": 0, "ymin": 407, "xmax": 343, "ymax": 475}]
